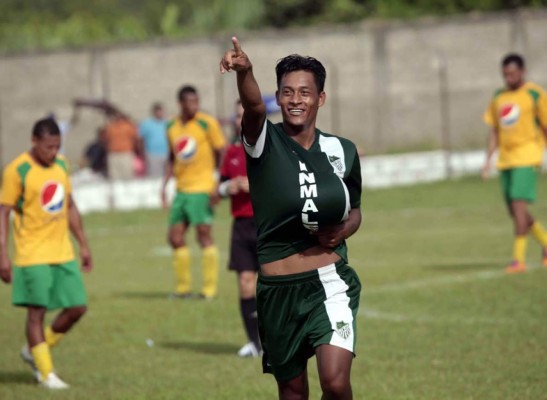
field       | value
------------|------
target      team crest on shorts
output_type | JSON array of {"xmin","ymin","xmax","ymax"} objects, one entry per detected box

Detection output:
[
  {"xmin": 41, "ymin": 182, "xmax": 65, "ymax": 213},
  {"xmin": 336, "ymin": 321, "xmax": 351, "ymax": 340}
]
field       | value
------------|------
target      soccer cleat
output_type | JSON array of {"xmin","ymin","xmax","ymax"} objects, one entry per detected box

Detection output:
[
  {"xmin": 39, "ymin": 372, "xmax": 69, "ymax": 389},
  {"xmin": 505, "ymin": 260, "xmax": 526, "ymax": 274},
  {"xmin": 196, "ymin": 293, "xmax": 215, "ymax": 301},
  {"xmin": 20, "ymin": 345, "xmax": 40, "ymax": 381},
  {"xmin": 237, "ymin": 342, "xmax": 261, "ymax": 358},
  {"xmin": 168, "ymin": 292, "xmax": 194, "ymax": 300}
]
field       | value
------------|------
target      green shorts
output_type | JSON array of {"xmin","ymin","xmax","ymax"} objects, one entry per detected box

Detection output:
[
  {"xmin": 500, "ymin": 166, "xmax": 539, "ymax": 205},
  {"xmin": 169, "ymin": 192, "xmax": 213, "ymax": 226},
  {"xmin": 257, "ymin": 260, "xmax": 361, "ymax": 382},
  {"xmin": 12, "ymin": 260, "xmax": 87, "ymax": 310}
]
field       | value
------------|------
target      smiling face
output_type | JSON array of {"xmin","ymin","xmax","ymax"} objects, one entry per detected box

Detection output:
[{"xmin": 276, "ymin": 70, "xmax": 326, "ymax": 133}]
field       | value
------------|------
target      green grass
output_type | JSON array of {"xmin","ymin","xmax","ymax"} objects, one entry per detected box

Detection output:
[{"xmin": 1, "ymin": 176, "xmax": 547, "ymax": 399}]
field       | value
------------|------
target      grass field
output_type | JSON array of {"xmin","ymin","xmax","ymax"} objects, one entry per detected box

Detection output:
[{"xmin": 1, "ymin": 176, "xmax": 547, "ymax": 400}]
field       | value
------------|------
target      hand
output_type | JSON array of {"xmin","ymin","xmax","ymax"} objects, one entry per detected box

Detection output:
[
  {"xmin": 0, "ymin": 253, "xmax": 12, "ymax": 284},
  {"xmin": 238, "ymin": 176, "xmax": 250, "ymax": 193},
  {"xmin": 210, "ymin": 191, "xmax": 220, "ymax": 207},
  {"xmin": 80, "ymin": 245, "xmax": 93, "ymax": 273},
  {"xmin": 311, "ymin": 223, "xmax": 347, "ymax": 249},
  {"xmin": 481, "ymin": 162, "xmax": 490, "ymax": 180},
  {"xmin": 228, "ymin": 179, "xmax": 240, "ymax": 195},
  {"xmin": 220, "ymin": 37, "xmax": 252, "ymax": 74}
]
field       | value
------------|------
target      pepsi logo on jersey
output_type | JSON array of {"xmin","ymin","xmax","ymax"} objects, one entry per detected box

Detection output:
[
  {"xmin": 499, "ymin": 104, "xmax": 520, "ymax": 127},
  {"xmin": 175, "ymin": 136, "xmax": 197, "ymax": 161},
  {"xmin": 41, "ymin": 182, "xmax": 65, "ymax": 213}
]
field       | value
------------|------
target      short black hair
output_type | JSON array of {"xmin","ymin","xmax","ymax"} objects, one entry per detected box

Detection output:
[
  {"xmin": 151, "ymin": 102, "xmax": 163, "ymax": 112},
  {"xmin": 32, "ymin": 118, "xmax": 60, "ymax": 139},
  {"xmin": 502, "ymin": 53, "xmax": 525, "ymax": 69},
  {"xmin": 177, "ymin": 85, "xmax": 198, "ymax": 102},
  {"xmin": 276, "ymin": 54, "xmax": 326, "ymax": 92}
]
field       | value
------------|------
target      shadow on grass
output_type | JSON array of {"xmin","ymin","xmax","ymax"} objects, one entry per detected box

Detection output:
[
  {"xmin": 159, "ymin": 341, "xmax": 239, "ymax": 355},
  {"xmin": 424, "ymin": 261, "xmax": 501, "ymax": 272},
  {"xmin": 115, "ymin": 291, "xmax": 170, "ymax": 300},
  {"xmin": 0, "ymin": 371, "xmax": 34, "ymax": 384}
]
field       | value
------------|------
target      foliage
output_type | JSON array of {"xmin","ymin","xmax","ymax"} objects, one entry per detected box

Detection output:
[{"xmin": 0, "ymin": 0, "xmax": 546, "ymax": 52}]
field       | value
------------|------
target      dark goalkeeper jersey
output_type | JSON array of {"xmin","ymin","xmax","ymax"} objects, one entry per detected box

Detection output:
[{"xmin": 243, "ymin": 120, "xmax": 362, "ymax": 265}]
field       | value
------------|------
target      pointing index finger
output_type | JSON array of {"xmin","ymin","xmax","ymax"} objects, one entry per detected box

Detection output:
[{"xmin": 232, "ymin": 36, "xmax": 242, "ymax": 56}]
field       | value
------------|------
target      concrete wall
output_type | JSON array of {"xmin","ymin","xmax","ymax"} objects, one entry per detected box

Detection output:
[{"xmin": 1, "ymin": 8, "xmax": 546, "ymax": 167}]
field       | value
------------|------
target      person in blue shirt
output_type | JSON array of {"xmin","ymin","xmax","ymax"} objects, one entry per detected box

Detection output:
[{"xmin": 139, "ymin": 102, "xmax": 169, "ymax": 177}]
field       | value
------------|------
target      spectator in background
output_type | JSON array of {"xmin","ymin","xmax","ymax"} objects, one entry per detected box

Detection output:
[
  {"xmin": 80, "ymin": 127, "xmax": 108, "ymax": 178},
  {"xmin": 139, "ymin": 102, "xmax": 168, "ymax": 178},
  {"xmin": 104, "ymin": 111, "xmax": 140, "ymax": 180}
]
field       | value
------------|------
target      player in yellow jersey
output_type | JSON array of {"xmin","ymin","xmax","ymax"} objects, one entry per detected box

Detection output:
[
  {"xmin": 0, "ymin": 118, "xmax": 93, "ymax": 389},
  {"xmin": 482, "ymin": 54, "xmax": 547, "ymax": 273},
  {"xmin": 161, "ymin": 85, "xmax": 226, "ymax": 298}
]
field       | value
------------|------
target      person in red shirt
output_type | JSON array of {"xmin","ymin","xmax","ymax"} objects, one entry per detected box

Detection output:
[{"xmin": 218, "ymin": 100, "xmax": 261, "ymax": 357}]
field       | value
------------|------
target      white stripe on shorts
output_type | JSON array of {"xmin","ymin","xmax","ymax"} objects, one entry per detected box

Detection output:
[{"xmin": 318, "ymin": 263, "xmax": 355, "ymax": 353}]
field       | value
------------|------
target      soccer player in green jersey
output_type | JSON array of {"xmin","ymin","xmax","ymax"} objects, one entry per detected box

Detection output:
[{"xmin": 221, "ymin": 37, "xmax": 362, "ymax": 400}]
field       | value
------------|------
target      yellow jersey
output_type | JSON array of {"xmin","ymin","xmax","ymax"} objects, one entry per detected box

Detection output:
[
  {"xmin": 167, "ymin": 111, "xmax": 226, "ymax": 193},
  {"xmin": 1, "ymin": 152, "xmax": 74, "ymax": 266},
  {"xmin": 483, "ymin": 82, "xmax": 547, "ymax": 170}
]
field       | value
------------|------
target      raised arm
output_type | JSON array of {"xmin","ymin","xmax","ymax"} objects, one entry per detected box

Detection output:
[{"xmin": 220, "ymin": 37, "xmax": 266, "ymax": 145}]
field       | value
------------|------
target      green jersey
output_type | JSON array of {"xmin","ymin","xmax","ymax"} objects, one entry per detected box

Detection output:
[{"xmin": 244, "ymin": 120, "xmax": 362, "ymax": 265}]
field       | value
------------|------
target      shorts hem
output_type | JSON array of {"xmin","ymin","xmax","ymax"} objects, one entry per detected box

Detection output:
[{"xmin": 264, "ymin": 364, "xmax": 308, "ymax": 383}]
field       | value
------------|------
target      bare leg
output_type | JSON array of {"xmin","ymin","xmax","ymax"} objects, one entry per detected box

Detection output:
[
  {"xmin": 511, "ymin": 200, "xmax": 532, "ymax": 236},
  {"xmin": 168, "ymin": 222, "xmax": 188, "ymax": 249},
  {"xmin": 50, "ymin": 306, "xmax": 87, "ymax": 334},
  {"xmin": 316, "ymin": 345, "xmax": 353, "ymax": 400},
  {"xmin": 277, "ymin": 369, "xmax": 309, "ymax": 400},
  {"xmin": 196, "ymin": 224, "xmax": 214, "ymax": 248},
  {"xmin": 27, "ymin": 306, "xmax": 47, "ymax": 347}
]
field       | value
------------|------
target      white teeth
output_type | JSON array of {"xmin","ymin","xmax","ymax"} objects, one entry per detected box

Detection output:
[{"xmin": 289, "ymin": 109, "xmax": 304, "ymax": 115}]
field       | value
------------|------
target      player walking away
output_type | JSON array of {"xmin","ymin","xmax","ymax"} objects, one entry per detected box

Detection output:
[
  {"xmin": 482, "ymin": 53, "xmax": 547, "ymax": 274},
  {"xmin": 218, "ymin": 99, "xmax": 262, "ymax": 357},
  {"xmin": 0, "ymin": 118, "xmax": 93, "ymax": 389},
  {"xmin": 221, "ymin": 38, "xmax": 362, "ymax": 400},
  {"xmin": 161, "ymin": 85, "xmax": 227, "ymax": 299}
]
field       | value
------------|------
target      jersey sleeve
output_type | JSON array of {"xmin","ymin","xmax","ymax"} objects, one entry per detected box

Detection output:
[
  {"xmin": 65, "ymin": 164, "xmax": 73, "ymax": 195},
  {"xmin": 482, "ymin": 100, "xmax": 497, "ymax": 128},
  {"xmin": 344, "ymin": 148, "xmax": 362, "ymax": 209},
  {"xmin": 538, "ymin": 88, "xmax": 547, "ymax": 128},
  {"xmin": 0, "ymin": 165, "xmax": 22, "ymax": 207},
  {"xmin": 207, "ymin": 118, "xmax": 226, "ymax": 150},
  {"xmin": 242, "ymin": 119, "xmax": 269, "ymax": 159}
]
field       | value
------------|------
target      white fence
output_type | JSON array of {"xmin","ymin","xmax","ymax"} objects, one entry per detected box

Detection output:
[{"xmin": 72, "ymin": 149, "xmax": 509, "ymax": 215}]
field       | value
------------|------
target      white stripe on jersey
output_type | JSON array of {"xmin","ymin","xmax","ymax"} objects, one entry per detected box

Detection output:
[
  {"xmin": 242, "ymin": 120, "xmax": 268, "ymax": 158},
  {"xmin": 318, "ymin": 263, "xmax": 355, "ymax": 353},
  {"xmin": 318, "ymin": 134, "xmax": 346, "ymax": 178}
]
